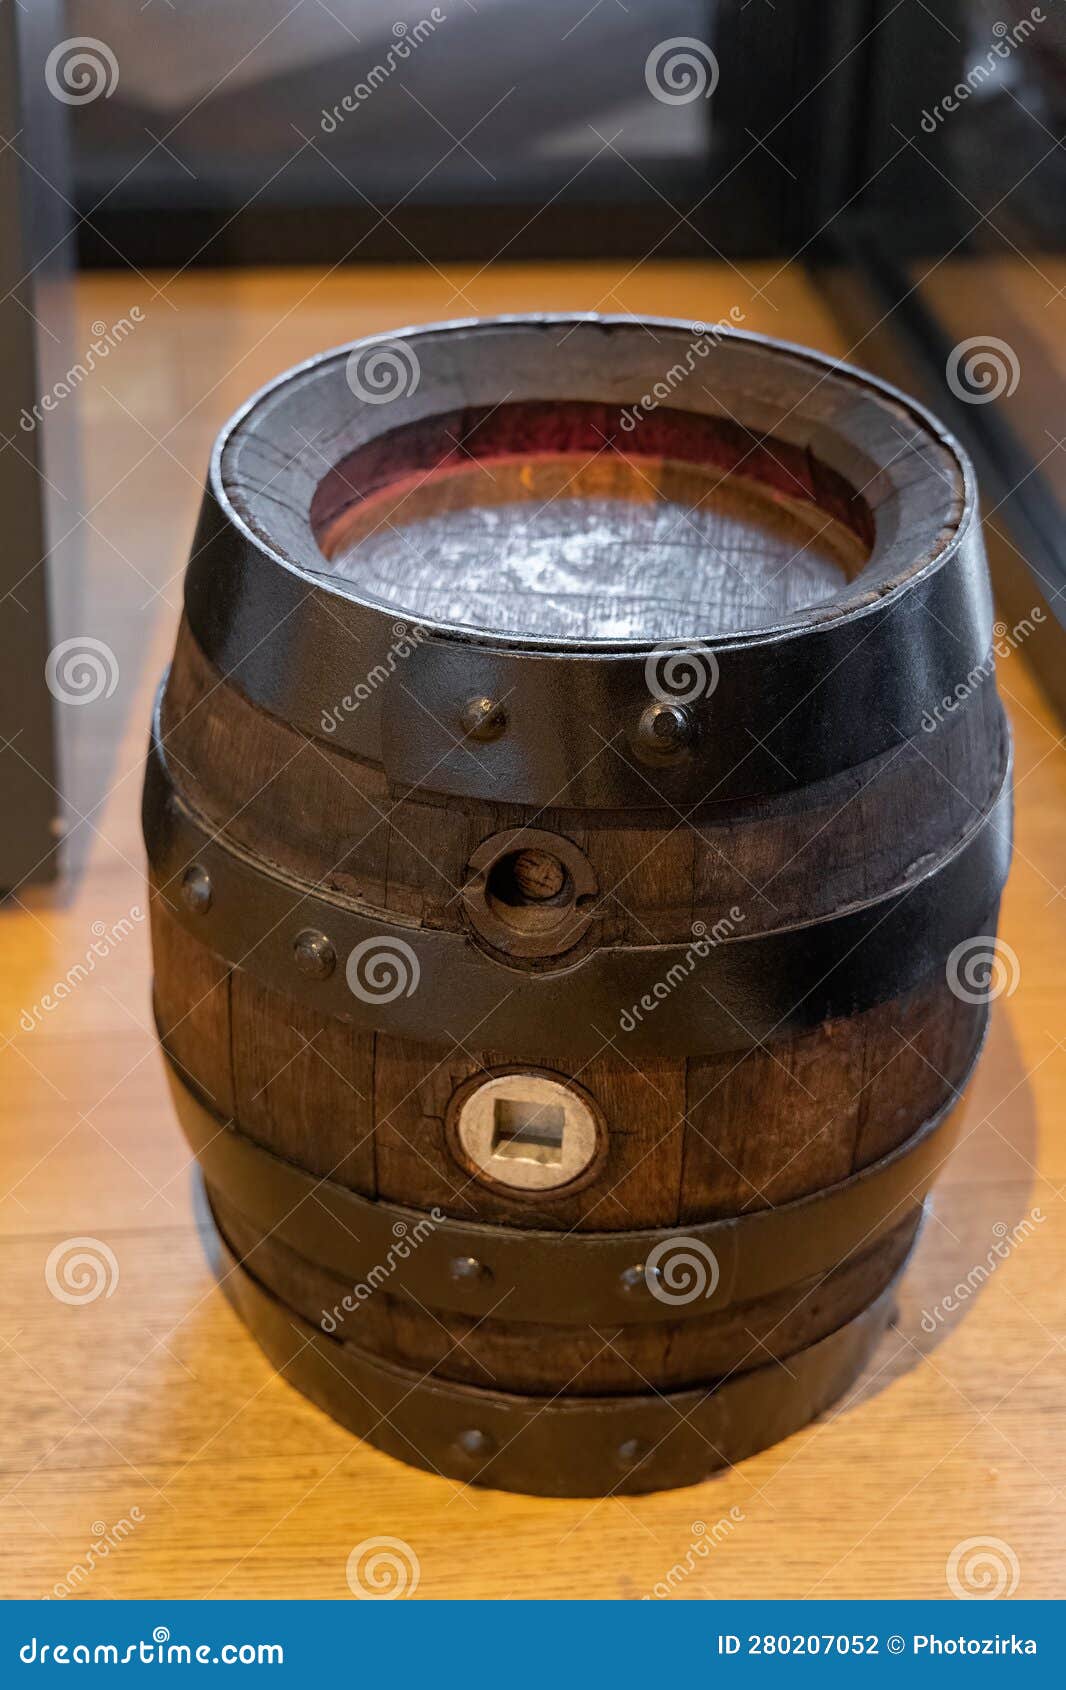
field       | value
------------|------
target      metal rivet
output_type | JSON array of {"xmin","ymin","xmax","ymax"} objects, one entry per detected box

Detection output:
[
  {"xmin": 292, "ymin": 928, "xmax": 336, "ymax": 979},
  {"xmin": 461, "ymin": 696, "xmax": 508, "ymax": 742},
  {"xmin": 453, "ymin": 1427, "xmax": 495, "ymax": 1459},
  {"xmin": 636, "ymin": 699, "xmax": 694, "ymax": 757},
  {"xmin": 180, "ymin": 864, "xmax": 212, "ymax": 914},
  {"xmin": 619, "ymin": 1264, "xmax": 654, "ymax": 1295},
  {"xmin": 449, "ymin": 1255, "xmax": 492, "ymax": 1286},
  {"xmin": 617, "ymin": 1437, "xmax": 651, "ymax": 1467}
]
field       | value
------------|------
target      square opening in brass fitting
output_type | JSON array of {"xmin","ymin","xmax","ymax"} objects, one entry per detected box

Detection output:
[{"xmin": 491, "ymin": 1099, "xmax": 566, "ymax": 1166}]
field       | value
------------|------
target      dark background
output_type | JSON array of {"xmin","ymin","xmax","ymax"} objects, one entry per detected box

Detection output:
[
  {"xmin": 3, "ymin": 0, "xmax": 1065, "ymax": 886},
  {"xmin": 65, "ymin": 0, "xmax": 1066, "ymax": 735}
]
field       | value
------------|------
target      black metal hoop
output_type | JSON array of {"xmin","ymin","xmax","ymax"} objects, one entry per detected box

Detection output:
[
  {"xmin": 211, "ymin": 1221, "xmax": 904, "ymax": 1497},
  {"xmin": 145, "ymin": 716, "xmax": 1010, "ymax": 1059},
  {"xmin": 166, "ymin": 1051, "xmax": 975, "ymax": 1329}
]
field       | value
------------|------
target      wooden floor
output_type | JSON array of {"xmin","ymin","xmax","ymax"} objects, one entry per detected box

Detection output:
[{"xmin": 1, "ymin": 262, "xmax": 1064, "ymax": 1600}]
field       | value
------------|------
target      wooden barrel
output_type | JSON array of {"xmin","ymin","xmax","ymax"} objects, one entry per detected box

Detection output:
[{"xmin": 144, "ymin": 316, "xmax": 1011, "ymax": 1495}]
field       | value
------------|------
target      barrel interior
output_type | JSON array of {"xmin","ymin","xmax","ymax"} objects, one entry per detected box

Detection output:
[{"xmin": 309, "ymin": 401, "xmax": 874, "ymax": 640}]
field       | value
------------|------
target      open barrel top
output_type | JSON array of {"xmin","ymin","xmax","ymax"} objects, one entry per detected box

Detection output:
[
  {"xmin": 215, "ymin": 313, "xmax": 969, "ymax": 650},
  {"xmin": 309, "ymin": 398, "xmax": 875, "ymax": 643},
  {"xmin": 181, "ymin": 317, "xmax": 991, "ymax": 808}
]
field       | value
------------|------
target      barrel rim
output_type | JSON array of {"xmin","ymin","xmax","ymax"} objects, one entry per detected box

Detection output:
[
  {"xmin": 183, "ymin": 315, "xmax": 993, "ymax": 807},
  {"xmin": 208, "ymin": 312, "xmax": 976, "ymax": 658}
]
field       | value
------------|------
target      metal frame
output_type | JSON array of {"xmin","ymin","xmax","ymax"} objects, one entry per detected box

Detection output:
[
  {"xmin": 812, "ymin": 233, "xmax": 1066, "ymax": 725},
  {"xmin": 802, "ymin": 0, "xmax": 1066, "ymax": 721},
  {"xmin": 0, "ymin": 0, "xmax": 69, "ymax": 890}
]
